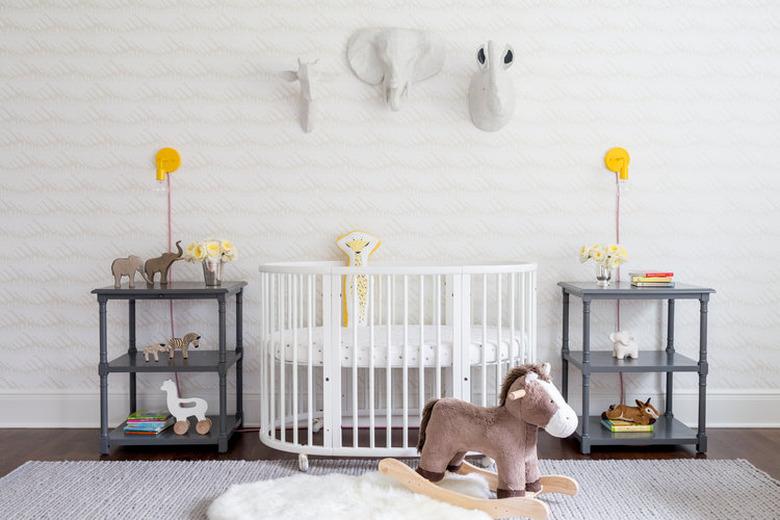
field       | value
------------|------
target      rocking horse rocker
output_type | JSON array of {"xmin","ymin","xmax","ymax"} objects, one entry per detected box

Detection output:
[{"xmin": 380, "ymin": 362, "xmax": 580, "ymax": 520}]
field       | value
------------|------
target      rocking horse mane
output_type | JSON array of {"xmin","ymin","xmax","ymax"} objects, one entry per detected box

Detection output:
[{"xmin": 498, "ymin": 363, "xmax": 551, "ymax": 406}]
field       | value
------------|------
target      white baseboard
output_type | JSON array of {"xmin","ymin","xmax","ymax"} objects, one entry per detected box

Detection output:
[{"xmin": 0, "ymin": 390, "xmax": 778, "ymax": 428}]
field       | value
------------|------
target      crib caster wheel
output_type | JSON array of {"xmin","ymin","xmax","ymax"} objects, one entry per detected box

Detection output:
[
  {"xmin": 173, "ymin": 420, "xmax": 190, "ymax": 435},
  {"xmin": 298, "ymin": 453, "xmax": 309, "ymax": 473},
  {"xmin": 478, "ymin": 455, "xmax": 494, "ymax": 469},
  {"xmin": 195, "ymin": 418, "xmax": 212, "ymax": 435}
]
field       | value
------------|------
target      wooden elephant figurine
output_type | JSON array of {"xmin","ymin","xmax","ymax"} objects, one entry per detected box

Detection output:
[
  {"xmin": 111, "ymin": 255, "xmax": 147, "ymax": 288},
  {"xmin": 144, "ymin": 241, "xmax": 183, "ymax": 286}
]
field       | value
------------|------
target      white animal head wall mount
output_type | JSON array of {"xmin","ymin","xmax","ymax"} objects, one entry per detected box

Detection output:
[
  {"xmin": 347, "ymin": 28, "xmax": 446, "ymax": 111},
  {"xmin": 281, "ymin": 58, "xmax": 320, "ymax": 133},
  {"xmin": 468, "ymin": 41, "xmax": 516, "ymax": 132}
]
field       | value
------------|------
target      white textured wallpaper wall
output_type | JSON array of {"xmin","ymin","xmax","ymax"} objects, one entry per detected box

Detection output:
[{"xmin": 1, "ymin": 1, "xmax": 779, "ymax": 427}]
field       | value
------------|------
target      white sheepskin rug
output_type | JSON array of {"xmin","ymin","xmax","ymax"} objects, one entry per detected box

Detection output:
[{"xmin": 207, "ymin": 470, "xmax": 493, "ymax": 520}]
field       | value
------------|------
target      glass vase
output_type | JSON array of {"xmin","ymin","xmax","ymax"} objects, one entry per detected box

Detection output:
[
  {"xmin": 202, "ymin": 260, "xmax": 223, "ymax": 286},
  {"xmin": 595, "ymin": 263, "xmax": 613, "ymax": 288}
]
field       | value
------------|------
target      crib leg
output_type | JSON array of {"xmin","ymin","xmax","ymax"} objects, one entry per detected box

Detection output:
[{"xmin": 298, "ymin": 453, "xmax": 309, "ymax": 472}]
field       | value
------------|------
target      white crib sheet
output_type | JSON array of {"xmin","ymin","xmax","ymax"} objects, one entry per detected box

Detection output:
[{"xmin": 270, "ymin": 325, "xmax": 528, "ymax": 367}]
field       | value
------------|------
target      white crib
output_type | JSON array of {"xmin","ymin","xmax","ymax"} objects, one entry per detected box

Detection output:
[{"xmin": 258, "ymin": 261, "xmax": 537, "ymax": 467}]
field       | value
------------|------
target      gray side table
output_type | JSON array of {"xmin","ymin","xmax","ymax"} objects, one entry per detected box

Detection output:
[
  {"xmin": 92, "ymin": 281, "xmax": 247, "ymax": 454},
  {"xmin": 558, "ymin": 281, "xmax": 715, "ymax": 454}
]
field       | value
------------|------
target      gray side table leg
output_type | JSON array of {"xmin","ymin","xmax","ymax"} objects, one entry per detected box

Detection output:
[
  {"xmin": 665, "ymin": 299, "xmax": 675, "ymax": 418},
  {"xmin": 581, "ymin": 299, "xmax": 591, "ymax": 455},
  {"xmin": 561, "ymin": 289, "xmax": 570, "ymax": 401},
  {"xmin": 98, "ymin": 296, "xmax": 110, "ymax": 455},
  {"xmin": 128, "ymin": 299, "xmax": 137, "ymax": 413},
  {"xmin": 218, "ymin": 295, "xmax": 228, "ymax": 452},
  {"xmin": 236, "ymin": 289, "xmax": 244, "ymax": 427},
  {"xmin": 697, "ymin": 295, "xmax": 709, "ymax": 453}
]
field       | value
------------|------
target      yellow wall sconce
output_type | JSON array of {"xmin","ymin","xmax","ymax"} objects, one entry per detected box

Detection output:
[
  {"xmin": 604, "ymin": 147, "xmax": 630, "ymax": 181},
  {"xmin": 155, "ymin": 147, "xmax": 181, "ymax": 182}
]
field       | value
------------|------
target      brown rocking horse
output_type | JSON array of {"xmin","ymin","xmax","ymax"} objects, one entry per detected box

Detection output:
[{"xmin": 380, "ymin": 362, "xmax": 580, "ymax": 520}]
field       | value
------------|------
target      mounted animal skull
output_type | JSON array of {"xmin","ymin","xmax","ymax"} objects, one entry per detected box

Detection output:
[
  {"xmin": 281, "ymin": 58, "xmax": 320, "ymax": 133},
  {"xmin": 468, "ymin": 40, "xmax": 516, "ymax": 132},
  {"xmin": 347, "ymin": 28, "xmax": 446, "ymax": 111}
]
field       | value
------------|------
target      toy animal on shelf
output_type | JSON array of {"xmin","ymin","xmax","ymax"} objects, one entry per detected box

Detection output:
[
  {"xmin": 144, "ymin": 240, "xmax": 183, "ymax": 286},
  {"xmin": 164, "ymin": 332, "xmax": 201, "ymax": 360},
  {"xmin": 111, "ymin": 255, "xmax": 148, "ymax": 288},
  {"xmin": 609, "ymin": 330, "xmax": 639, "ymax": 360},
  {"xmin": 380, "ymin": 362, "xmax": 579, "ymax": 520},
  {"xmin": 602, "ymin": 398, "xmax": 660, "ymax": 425},
  {"xmin": 142, "ymin": 343, "xmax": 171, "ymax": 362},
  {"xmin": 161, "ymin": 379, "xmax": 212, "ymax": 435}
]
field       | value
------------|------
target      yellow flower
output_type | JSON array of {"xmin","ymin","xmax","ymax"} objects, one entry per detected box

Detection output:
[
  {"xmin": 221, "ymin": 240, "xmax": 234, "ymax": 253},
  {"xmin": 592, "ymin": 249, "xmax": 605, "ymax": 262},
  {"xmin": 607, "ymin": 244, "xmax": 620, "ymax": 255},
  {"xmin": 192, "ymin": 244, "xmax": 207, "ymax": 261},
  {"xmin": 206, "ymin": 241, "xmax": 221, "ymax": 259},
  {"xmin": 579, "ymin": 245, "xmax": 591, "ymax": 263}
]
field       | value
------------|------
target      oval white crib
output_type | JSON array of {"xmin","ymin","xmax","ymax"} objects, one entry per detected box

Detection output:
[{"xmin": 258, "ymin": 261, "xmax": 537, "ymax": 466}]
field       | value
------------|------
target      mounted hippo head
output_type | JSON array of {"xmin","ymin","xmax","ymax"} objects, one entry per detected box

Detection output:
[
  {"xmin": 468, "ymin": 40, "xmax": 516, "ymax": 132},
  {"xmin": 347, "ymin": 28, "xmax": 446, "ymax": 111}
]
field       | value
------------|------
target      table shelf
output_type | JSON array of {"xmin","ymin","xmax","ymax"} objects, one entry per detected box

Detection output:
[
  {"xmin": 109, "ymin": 415, "xmax": 240, "ymax": 447},
  {"xmin": 573, "ymin": 415, "xmax": 697, "ymax": 446},
  {"xmin": 563, "ymin": 350, "xmax": 699, "ymax": 373},
  {"xmin": 108, "ymin": 351, "xmax": 241, "ymax": 373}
]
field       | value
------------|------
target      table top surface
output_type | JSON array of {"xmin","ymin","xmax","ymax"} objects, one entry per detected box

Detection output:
[
  {"xmin": 558, "ymin": 281, "xmax": 715, "ymax": 296},
  {"xmin": 92, "ymin": 281, "xmax": 247, "ymax": 295}
]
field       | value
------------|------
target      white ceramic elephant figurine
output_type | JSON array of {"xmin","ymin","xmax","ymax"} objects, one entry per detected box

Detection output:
[
  {"xmin": 610, "ymin": 331, "xmax": 639, "ymax": 360},
  {"xmin": 347, "ymin": 27, "xmax": 445, "ymax": 111},
  {"xmin": 468, "ymin": 40, "xmax": 516, "ymax": 132},
  {"xmin": 281, "ymin": 58, "xmax": 320, "ymax": 133}
]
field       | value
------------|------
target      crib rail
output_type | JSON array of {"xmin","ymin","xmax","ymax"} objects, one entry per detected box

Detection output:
[{"xmin": 259, "ymin": 262, "xmax": 537, "ymax": 457}]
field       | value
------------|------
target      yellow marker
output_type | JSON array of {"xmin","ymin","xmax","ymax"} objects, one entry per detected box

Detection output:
[
  {"xmin": 155, "ymin": 148, "xmax": 181, "ymax": 182},
  {"xmin": 604, "ymin": 147, "xmax": 630, "ymax": 181}
]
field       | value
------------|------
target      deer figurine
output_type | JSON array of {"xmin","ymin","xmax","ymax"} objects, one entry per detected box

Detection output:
[
  {"xmin": 281, "ymin": 58, "xmax": 320, "ymax": 133},
  {"xmin": 602, "ymin": 398, "xmax": 660, "ymax": 425}
]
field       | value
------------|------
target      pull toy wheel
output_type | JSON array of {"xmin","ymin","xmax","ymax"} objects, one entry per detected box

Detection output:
[
  {"xmin": 173, "ymin": 420, "xmax": 190, "ymax": 435},
  {"xmin": 195, "ymin": 418, "xmax": 212, "ymax": 435}
]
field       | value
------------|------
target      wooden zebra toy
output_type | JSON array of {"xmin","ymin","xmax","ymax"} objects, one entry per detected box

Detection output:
[{"xmin": 165, "ymin": 332, "xmax": 201, "ymax": 360}]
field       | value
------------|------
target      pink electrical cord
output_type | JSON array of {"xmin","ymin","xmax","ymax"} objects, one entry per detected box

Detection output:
[
  {"xmin": 615, "ymin": 174, "xmax": 625, "ymax": 405},
  {"xmin": 165, "ymin": 174, "xmax": 182, "ymax": 395}
]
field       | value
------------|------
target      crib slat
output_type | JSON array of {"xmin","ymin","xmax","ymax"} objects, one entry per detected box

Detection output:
[
  {"xmin": 510, "ymin": 272, "xmax": 516, "ymax": 367},
  {"xmin": 482, "ymin": 273, "xmax": 488, "ymax": 407},
  {"xmin": 419, "ymin": 274, "xmax": 425, "ymax": 422},
  {"xmin": 352, "ymin": 273, "xmax": 359, "ymax": 448},
  {"xmin": 386, "ymin": 274, "xmax": 393, "ymax": 448},
  {"xmin": 521, "ymin": 272, "xmax": 528, "ymax": 363},
  {"xmin": 435, "ymin": 274, "xmax": 442, "ymax": 399},
  {"xmin": 272, "ymin": 275, "xmax": 279, "ymax": 441},
  {"xmin": 496, "ymin": 273, "xmax": 502, "ymax": 403},
  {"xmin": 531, "ymin": 270, "xmax": 537, "ymax": 362},
  {"xmin": 403, "ymin": 274, "xmax": 409, "ymax": 448},
  {"xmin": 281, "ymin": 274, "xmax": 290, "ymax": 443},
  {"xmin": 292, "ymin": 275, "xmax": 299, "ymax": 445},
  {"xmin": 368, "ymin": 275, "xmax": 375, "ymax": 449},
  {"xmin": 307, "ymin": 274, "xmax": 314, "ymax": 446}
]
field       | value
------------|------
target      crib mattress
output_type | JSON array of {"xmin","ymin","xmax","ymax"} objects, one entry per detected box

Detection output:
[{"xmin": 270, "ymin": 325, "xmax": 527, "ymax": 367}]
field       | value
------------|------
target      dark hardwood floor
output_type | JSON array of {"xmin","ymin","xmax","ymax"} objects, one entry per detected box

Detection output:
[{"xmin": 1, "ymin": 428, "xmax": 778, "ymax": 479}]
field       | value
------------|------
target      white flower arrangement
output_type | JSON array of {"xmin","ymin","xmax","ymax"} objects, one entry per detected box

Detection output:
[
  {"xmin": 579, "ymin": 243, "xmax": 627, "ymax": 270},
  {"xmin": 185, "ymin": 239, "xmax": 237, "ymax": 263}
]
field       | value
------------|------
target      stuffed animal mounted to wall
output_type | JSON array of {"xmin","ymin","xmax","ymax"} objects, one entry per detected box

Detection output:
[
  {"xmin": 281, "ymin": 58, "xmax": 320, "ymax": 133},
  {"xmin": 468, "ymin": 40, "xmax": 516, "ymax": 132},
  {"xmin": 337, "ymin": 230, "xmax": 381, "ymax": 327},
  {"xmin": 347, "ymin": 28, "xmax": 446, "ymax": 111}
]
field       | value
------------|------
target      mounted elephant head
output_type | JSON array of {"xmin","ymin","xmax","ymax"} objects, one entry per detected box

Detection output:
[
  {"xmin": 468, "ymin": 40, "xmax": 516, "ymax": 132},
  {"xmin": 347, "ymin": 28, "xmax": 446, "ymax": 111}
]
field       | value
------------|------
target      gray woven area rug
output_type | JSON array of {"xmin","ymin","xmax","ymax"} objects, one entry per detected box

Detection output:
[{"xmin": 0, "ymin": 458, "xmax": 778, "ymax": 519}]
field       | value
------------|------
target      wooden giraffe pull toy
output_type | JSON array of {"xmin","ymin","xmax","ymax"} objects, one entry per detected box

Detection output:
[{"xmin": 336, "ymin": 230, "xmax": 381, "ymax": 327}]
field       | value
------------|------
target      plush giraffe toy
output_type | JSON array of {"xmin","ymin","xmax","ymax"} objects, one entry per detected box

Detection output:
[{"xmin": 336, "ymin": 230, "xmax": 381, "ymax": 327}]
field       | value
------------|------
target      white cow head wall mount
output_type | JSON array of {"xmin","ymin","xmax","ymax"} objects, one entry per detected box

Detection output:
[
  {"xmin": 347, "ymin": 28, "xmax": 446, "ymax": 111},
  {"xmin": 281, "ymin": 58, "xmax": 320, "ymax": 133},
  {"xmin": 468, "ymin": 41, "xmax": 516, "ymax": 132}
]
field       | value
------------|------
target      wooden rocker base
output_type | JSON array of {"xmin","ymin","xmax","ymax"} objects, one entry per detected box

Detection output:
[{"xmin": 379, "ymin": 458, "xmax": 553, "ymax": 520}]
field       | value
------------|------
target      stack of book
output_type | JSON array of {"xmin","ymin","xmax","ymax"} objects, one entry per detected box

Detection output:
[
  {"xmin": 601, "ymin": 418, "xmax": 654, "ymax": 433},
  {"xmin": 630, "ymin": 271, "xmax": 674, "ymax": 288},
  {"xmin": 123, "ymin": 410, "xmax": 174, "ymax": 435}
]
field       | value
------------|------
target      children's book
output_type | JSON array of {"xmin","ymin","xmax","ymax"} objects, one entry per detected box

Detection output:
[
  {"xmin": 629, "ymin": 271, "xmax": 674, "ymax": 278},
  {"xmin": 126, "ymin": 410, "xmax": 171, "ymax": 423},
  {"xmin": 601, "ymin": 419, "xmax": 654, "ymax": 433}
]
